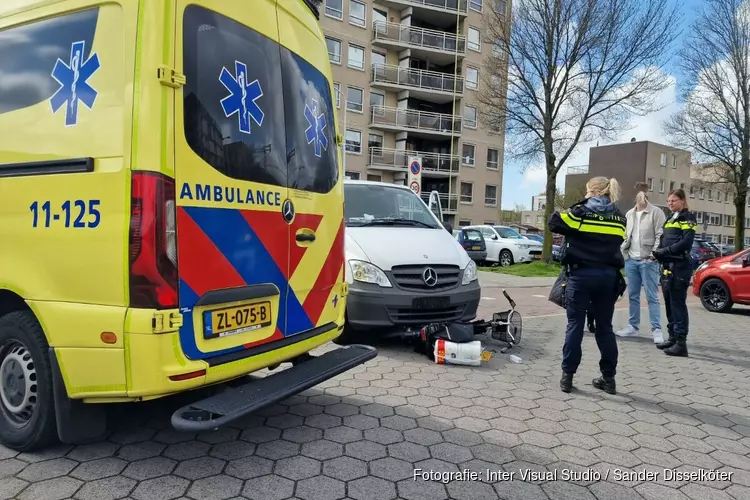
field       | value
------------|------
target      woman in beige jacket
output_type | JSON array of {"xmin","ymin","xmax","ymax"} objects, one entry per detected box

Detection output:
[{"xmin": 616, "ymin": 191, "xmax": 667, "ymax": 343}]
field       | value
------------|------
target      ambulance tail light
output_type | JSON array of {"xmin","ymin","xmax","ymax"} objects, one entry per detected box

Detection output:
[{"xmin": 129, "ymin": 171, "xmax": 178, "ymax": 309}]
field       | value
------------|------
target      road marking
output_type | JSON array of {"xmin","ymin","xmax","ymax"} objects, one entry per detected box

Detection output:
[
  {"xmin": 481, "ymin": 296, "xmax": 496, "ymax": 300},
  {"xmin": 532, "ymin": 295, "xmax": 546, "ymax": 298}
]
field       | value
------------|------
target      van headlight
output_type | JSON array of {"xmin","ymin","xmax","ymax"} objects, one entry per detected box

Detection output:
[
  {"xmin": 462, "ymin": 260, "xmax": 478, "ymax": 284},
  {"xmin": 349, "ymin": 260, "xmax": 392, "ymax": 287}
]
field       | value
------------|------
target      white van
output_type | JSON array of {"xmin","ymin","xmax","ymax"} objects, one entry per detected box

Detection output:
[{"xmin": 338, "ymin": 180, "xmax": 480, "ymax": 341}]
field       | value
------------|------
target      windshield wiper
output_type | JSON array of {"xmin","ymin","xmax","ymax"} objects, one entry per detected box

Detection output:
[{"xmin": 357, "ymin": 218, "xmax": 436, "ymax": 228}]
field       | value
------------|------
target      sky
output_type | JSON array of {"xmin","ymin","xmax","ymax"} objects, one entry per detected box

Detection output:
[{"xmin": 500, "ymin": 0, "xmax": 704, "ymax": 210}]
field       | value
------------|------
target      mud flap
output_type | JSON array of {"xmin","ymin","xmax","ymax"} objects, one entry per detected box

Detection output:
[
  {"xmin": 171, "ymin": 344, "xmax": 378, "ymax": 432},
  {"xmin": 49, "ymin": 348, "xmax": 107, "ymax": 444}
]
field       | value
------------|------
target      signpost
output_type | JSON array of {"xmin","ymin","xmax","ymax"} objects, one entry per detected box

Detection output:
[{"xmin": 407, "ymin": 156, "xmax": 422, "ymax": 196}]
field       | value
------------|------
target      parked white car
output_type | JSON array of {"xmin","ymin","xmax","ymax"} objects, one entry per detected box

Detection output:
[{"xmin": 463, "ymin": 225, "xmax": 543, "ymax": 266}]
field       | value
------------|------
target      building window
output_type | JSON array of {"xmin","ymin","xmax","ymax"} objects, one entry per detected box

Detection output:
[
  {"xmin": 485, "ymin": 185, "xmax": 498, "ymax": 205},
  {"xmin": 468, "ymin": 27, "xmax": 481, "ymax": 52},
  {"xmin": 660, "ymin": 153, "xmax": 666, "ymax": 166},
  {"xmin": 487, "ymin": 148, "xmax": 499, "ymax": 170},
  {"xmin": 346, "ymin": 86, "xmax": 363, "ymax": 112},
  {"xmin": 727, "ymin": 192, "xmax": 732, "ymax": 203},
  {"xmin": 345, "ymin": 129, "xmax": 362, "ymax": 153},
  {"xmin": 347, "ymin": 44, "xmax": 365, "ymax": 70},
  {"xmin": 492, "ymin": 38, "xmax": 505, "ymax": 58},
  {"xmin": 458, "ymin": 219, "xmax": 472, "ymax": 227},
  {"xmin": 325, "ymin": 0, "xmax": 343, "ymax": 19},
  {"xmin": 369, "ymin": 91, "xmax": 384, "ymax": 109},
  {"xmin": 371, "ymin": 50, "xmax": 386, "ymax": 68},
  {"xmin": 659, "ymin": 179, "xmax": 665, "ymax": 193},
  {"xmin": 349, "ymin": 0, "xmax": 366, "ymax": 27},
  {"xmin": 680, "ymin": 182, "xmax": 686, "ymax": 191},
  {"xmin": 466, "ymin": 67, "xmax": 479, "ymax": 89},
  {"xmin": 647, "ymin": 177, "xmax": 653, "ymax": 191},
  {"xmin": 494, "ymin": 0, "xmax": 507, "ymax": 13},
  {"xmin": 326, "ymin": 37, "xmax": 341, "ymax": 64},
  {"xmin": 464, "ymin": 105, "xmax": 477, "ymax": 128},
  {"xmin": 333, "ymin": 82, "xmax": 341, "ymax": 108},
  {"xmin": 700, "ymin": 188, "xmax": 705, "ymax": 199},
  {"xmin": 671, "ymin": 154, "xmax": 677, "ymax": 168},
  {"xmin": 460, "ymin": 182, "xmax": 473, "ymax": 203},
  {"xmin": 669, "ymin": 180, "xmax": 675, "ymax": 191},
  {"xmin": 470, "ymin": 0, "xmax": 482, "ymax": 11},
  {"xmin": 696, "ymin": 212, "xmax": 703, "ymax": 223},
  {"xmin": 708, "ymin": 189, "xmax": 713, "ymax": 201},
  {"xmin": 462, "ymin": 143, "xmax": 475, "ymax": 165},
  {"xmin": 368, "ymin": 133, "xmax": 383, "ymax": 156},
  {"xmin": 718, "ymin": 191, "xmax": 723, "ymax": 202},
  {"xmin": 345, "ymin": 171, "xmax": 360, "ymax": 180},
  {"xmin": 689, "ymin": 185, "xmax": 695, "ymax": 197},
  {"xmin": 367, "ymin": 174, "xmax": 381, "ymax": 181}
]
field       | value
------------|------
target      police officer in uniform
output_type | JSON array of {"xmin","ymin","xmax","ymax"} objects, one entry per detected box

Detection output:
[
  {"xmin": 652, "ymin": 188, "xmax": 695, "ymax": 357},
  {"xmin": 549, "ymin": 176, "xmax": 627, "ymax": 395}
]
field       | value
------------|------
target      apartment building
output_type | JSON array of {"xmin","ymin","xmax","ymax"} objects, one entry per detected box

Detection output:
[
  {"xmin": 319, "ymin": 0, "xmax": 509, "ymax": 226},
  {"xmin": 564, "ymin": 141, "xmax": 750, "ymax": 247}
]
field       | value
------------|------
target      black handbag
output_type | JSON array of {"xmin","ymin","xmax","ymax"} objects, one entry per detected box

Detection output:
[{"xmin": 548, "ymin": 266, "xmax": 568, "ymax": 309}]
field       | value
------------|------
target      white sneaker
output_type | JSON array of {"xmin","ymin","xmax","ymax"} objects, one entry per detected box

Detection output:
[
  {"xmin": 652, "ymin": 329, "xmax": 664, "ymax": 344},
  {"xmin": 615, "ymin": 325, "xmax": 638, "ymax": 337}
]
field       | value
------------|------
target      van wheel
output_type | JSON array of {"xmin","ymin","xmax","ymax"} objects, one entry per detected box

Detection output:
[
  {"xmin": 0, "ymin": 311, "xmax": 58, "ymax": 451},
  {"xmin": 499, "ymin": 250, "xmax": 514, "ymax": 267}
]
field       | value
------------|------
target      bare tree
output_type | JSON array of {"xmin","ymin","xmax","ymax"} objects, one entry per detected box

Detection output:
[
  {"xmin": 663, "ymin": 0, "xmax": 750, "ymax": 251},
  {"xmin": 478, "ymin": 0, "xmax": 681, "ymax": 261}
]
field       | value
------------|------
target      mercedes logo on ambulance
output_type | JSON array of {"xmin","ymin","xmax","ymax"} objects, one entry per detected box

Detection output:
[
  {"xmin": 282, "ymin": 199, "xmax": 295, "ymax": 224},
  {"xmin": 422, "ymin": 267, "xmax": 438, "ymax": 287}
]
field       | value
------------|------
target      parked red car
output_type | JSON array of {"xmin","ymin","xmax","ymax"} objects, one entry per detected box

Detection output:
[{"xmin": 692, "ymin": 248, "xmax": 750, "ymax": 312}]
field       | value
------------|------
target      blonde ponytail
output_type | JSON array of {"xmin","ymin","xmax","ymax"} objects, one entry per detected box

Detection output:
[{"xmin": 586, "ymin": 176, "xmax": 621, "ymax": 203}]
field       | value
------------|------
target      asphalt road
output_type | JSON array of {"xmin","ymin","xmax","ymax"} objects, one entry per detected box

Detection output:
[{"xmin": 0, "ymin": 272, "xmax": 746, "ymax": 500}]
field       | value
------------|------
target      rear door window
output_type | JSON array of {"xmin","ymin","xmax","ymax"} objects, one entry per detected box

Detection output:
[
  {"xmin": 464, "ymin": 229, "xmax": 483, "ymax": 242},
  {"xmin": 182, "ymin": 5, "xmax": 287, "ymax": 188}
]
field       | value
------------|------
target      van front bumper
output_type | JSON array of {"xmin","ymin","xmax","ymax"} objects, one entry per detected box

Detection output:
[{"xmin": 346, "ymin": 280, "xmax": 481, "ymax": 331}]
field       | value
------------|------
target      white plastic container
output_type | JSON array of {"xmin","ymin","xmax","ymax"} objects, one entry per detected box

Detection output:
[{"xmin": 434, "ymin": 339, "xmax": 483, "ymax": 366}]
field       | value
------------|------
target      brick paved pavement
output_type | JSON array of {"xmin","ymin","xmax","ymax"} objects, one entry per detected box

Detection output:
[{"xmin": 1, "ymin": 279, "xmax": 749, "ymax": 500}]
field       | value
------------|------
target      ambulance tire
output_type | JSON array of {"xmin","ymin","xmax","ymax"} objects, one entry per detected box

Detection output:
[{"xmin": 0, "ymin": 311, "xmax": 58, "ymax": 451}]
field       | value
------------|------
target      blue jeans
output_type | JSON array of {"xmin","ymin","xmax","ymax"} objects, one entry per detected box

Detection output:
[
  {"xmin": 624, "ymin": 258, "xmax": 661, "ymax": 331},
  {"xmin": 562, "ymin": 267, "xmax": 619, "ymax": 378}
]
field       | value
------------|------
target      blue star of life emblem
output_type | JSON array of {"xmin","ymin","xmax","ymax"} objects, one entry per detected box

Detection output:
[
  {"xmin": 50, "ymin": 40, "xmax": 100, "ymax": 126},
  {"xmin": 219, "ymin": 61, "xmax": 264, "ymax": 134},
  {"xmin": 304, "ymin": 98, "xmax": 328, "ymax": 158}
]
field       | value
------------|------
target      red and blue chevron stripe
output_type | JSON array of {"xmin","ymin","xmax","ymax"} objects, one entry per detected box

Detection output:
[{"xmin": 175, "ymin": 205, "xmax": 343, "ymax": 361}]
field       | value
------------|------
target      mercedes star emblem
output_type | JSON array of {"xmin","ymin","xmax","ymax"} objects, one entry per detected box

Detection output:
[
  {"xmin": 422, "ymin": 267, "xmax": 438, "ymax": 287},
  {"xmin": 282, "ymin": 199, "xmax": 295, "ymax": 224}
]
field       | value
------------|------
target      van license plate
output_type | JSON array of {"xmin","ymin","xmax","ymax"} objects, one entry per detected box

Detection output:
[
  {"xmin": 203, "ymin": 302, "xmax": 272, "ymax": 339},
  {"xmin": 412, "ymin": 297, "xmax": 449, "ymax": 309},
  {"xmin": 471, "ymin": 246, "xmax": 481, "ymax": 250}
]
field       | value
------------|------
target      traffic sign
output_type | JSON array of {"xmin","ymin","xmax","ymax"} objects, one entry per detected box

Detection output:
[
  {"xmin": 410, "ymin": 160, "xmax": 421, "ymax": 175},
  {"xmin": 410, "ymin": 180, "xmax": 420, "ymax": 194}
]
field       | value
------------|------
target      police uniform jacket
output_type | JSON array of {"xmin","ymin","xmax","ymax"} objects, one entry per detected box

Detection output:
[
  {"xmin": 656, "ymin": 209, "xmax": 696, "ymax": 264},
  {"xmin": 548, "ymin": 197, "xmax": 627, "ymax": 270}
]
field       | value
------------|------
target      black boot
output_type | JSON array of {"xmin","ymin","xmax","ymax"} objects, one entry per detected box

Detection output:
[
  {"xmin": 592, "ymin": 376, "xmax": 616, "ymax": 395},
  {"xmin": 656, "ymin": 333, "xmax": 676, "ymax": 350},
  {"xmin": 560, "ymin": 372, "xmax": 573, "ymax": 393},
  {"xmin": 664, "ymin": 335, "xmax": 688, "ymax": 357},
  {"xmin": 587, "ymin": 322, "xmax": 596, "ymax": 334}
]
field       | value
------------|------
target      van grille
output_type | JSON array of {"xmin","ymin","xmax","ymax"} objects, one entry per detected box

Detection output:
[
  {"xmin": 390, "ymin": 264, "xmax": 461, "ymax": 291},
  {"xmin": 387, "ymin": 305, "xmax": 466, "ymax": 325}
]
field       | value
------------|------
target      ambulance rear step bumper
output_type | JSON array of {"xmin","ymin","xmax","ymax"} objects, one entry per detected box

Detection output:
[{"xmin": 170, "ymin": 344, "xmax": 378, "ymax": 432}]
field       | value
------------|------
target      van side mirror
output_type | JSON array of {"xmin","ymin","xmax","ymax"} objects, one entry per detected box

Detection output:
[
  {"xmin": 442, "ymin": 221, "xmax": 453, "ymax": 234},
  {"xmin": 492, "ymin": 234, "xmax": 498, "ymax": 240}
]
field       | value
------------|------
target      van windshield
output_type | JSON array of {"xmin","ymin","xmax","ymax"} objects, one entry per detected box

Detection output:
[{"xmin": 344, "ymin": 184, "xmax": 440, "ymax": 229}]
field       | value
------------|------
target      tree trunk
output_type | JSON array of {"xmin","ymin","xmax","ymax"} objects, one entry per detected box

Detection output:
[
  {"xmin": 736, "ymin": 194, "xmax": 747, "ymax": 251},
  {"xmin": 542, "ymin": 172, "xmax": 557, "ymax": 263}
]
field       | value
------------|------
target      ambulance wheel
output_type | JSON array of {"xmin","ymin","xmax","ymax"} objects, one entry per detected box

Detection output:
[{"xmin": 0, "ymin": 311, "xmax": 58, "ymax": 451}]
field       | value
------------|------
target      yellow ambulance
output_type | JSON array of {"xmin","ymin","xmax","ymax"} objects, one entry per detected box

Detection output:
[{"xmin": 0, "ymin": 0, "xmax": 375, "ymax": 451}]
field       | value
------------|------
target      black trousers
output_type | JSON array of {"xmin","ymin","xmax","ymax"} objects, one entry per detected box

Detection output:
[
  {"xmin": 662, "ymin": 263, "xmax": 691, "ymax": 338},
  {"xmin": 562, "ymin": 266, "xmax": 619, "ymax": 378}
]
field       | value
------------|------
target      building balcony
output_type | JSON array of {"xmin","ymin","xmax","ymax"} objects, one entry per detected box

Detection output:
[
  {"xmin": 370, "ymin": 105, "xmax": 462, "ymax": 138},
  {"xmin": 420, "ymin": 192, "xmax": 458, "ymax": 213},
  {"xmin": 372, "ymin": 21, "xmax": 466, "ymax": 64},
  {"xmin": 380, "ymin": 0, "xmax": 469, "ymax": 24},
  {"xmin": 371, "ymin": 64, "xmax": 463, "ymax": 104},
  {"xmin": 368, "ymin": 147, "xmax": 460, "ymax": 177}
]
